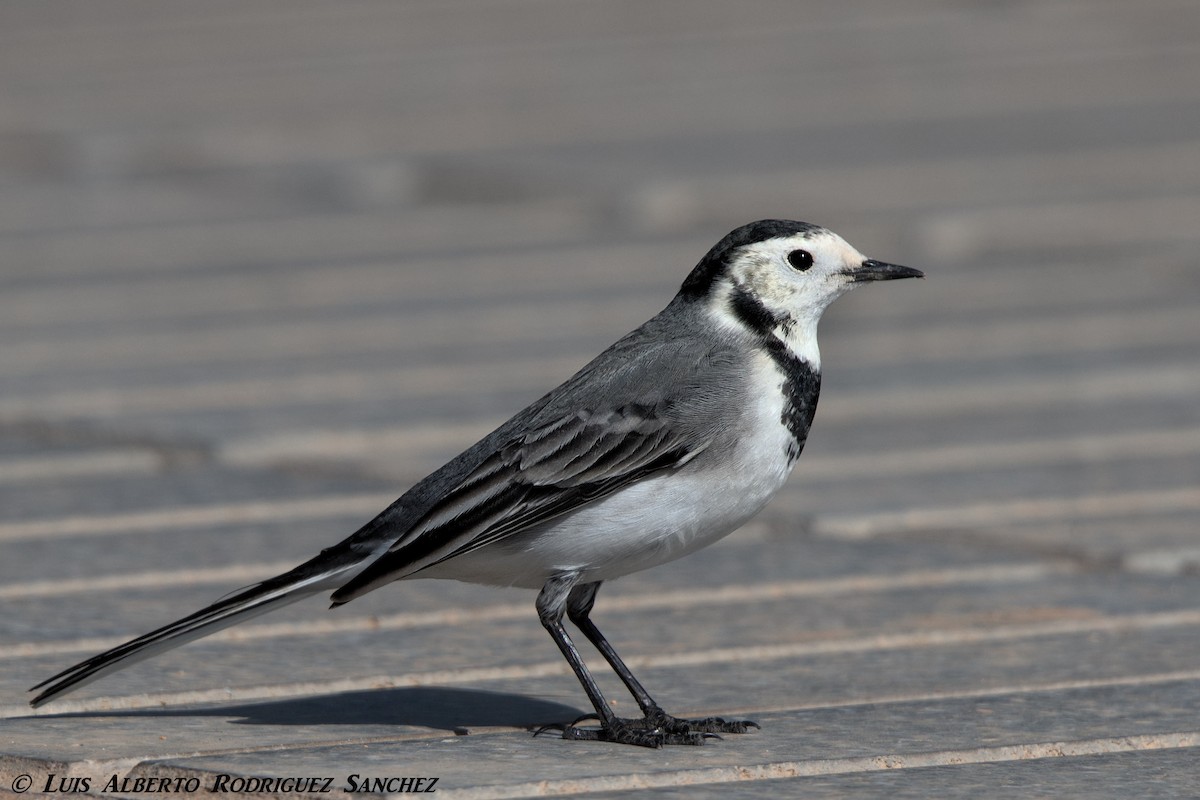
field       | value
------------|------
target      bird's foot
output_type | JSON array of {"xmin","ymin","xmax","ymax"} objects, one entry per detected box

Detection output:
[{"xmin": 534, "ymin": 714, "xmax": 716, "ymax": 747}]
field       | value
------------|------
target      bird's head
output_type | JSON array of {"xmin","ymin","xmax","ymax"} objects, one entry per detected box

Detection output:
[{"xmin": 679, "ymin": 219, "xmax": 922, "ymax": 366}]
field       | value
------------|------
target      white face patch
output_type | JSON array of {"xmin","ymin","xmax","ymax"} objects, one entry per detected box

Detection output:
[
  {"xmin": 730, "ymin": 231, "xmax": 865, "ymax": 314},
  {"xmin": 708, "ymin": 229, "xmax": 870, "ymax": 368}
]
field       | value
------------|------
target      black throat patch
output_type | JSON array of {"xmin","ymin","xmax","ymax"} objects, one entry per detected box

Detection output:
[
  {"xmin": 729, "ymin": 286, "xmax": 821, "ymax": 465},
  {"xmin": 766, "ymin": 339, "xmax": 821, "ymax": 464}
]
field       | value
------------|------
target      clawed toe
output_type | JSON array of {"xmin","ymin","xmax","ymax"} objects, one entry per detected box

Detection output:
[
  {"xmin": 644, "ymin": 709, "xmax": 759, "ymax": 735},
  {"xmin": 533, "ymin": 712, "xmax": 602, "ymax": 738},
  {"xmin": 672, "ymin": 716, "xmax": 759, "ymax": 734},
  {"xmin": 533, "ymin": 722, "xmax": 565, "ymax": 738}
]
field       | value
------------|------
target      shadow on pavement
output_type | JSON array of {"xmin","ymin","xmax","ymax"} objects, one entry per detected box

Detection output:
[{"xmin": 29, "ymin": 687, "xmax": 585, "ymax": 732}]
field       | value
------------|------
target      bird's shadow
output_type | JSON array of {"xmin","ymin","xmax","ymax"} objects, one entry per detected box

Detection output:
[{"xmin": 35, "ymin": 687, "xmax": 584, "ymax": 733}]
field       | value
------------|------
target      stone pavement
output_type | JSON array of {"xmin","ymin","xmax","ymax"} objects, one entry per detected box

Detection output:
[{"xmin": 2, "ymin": 1, "xmax": 1199, "ymax": 797}]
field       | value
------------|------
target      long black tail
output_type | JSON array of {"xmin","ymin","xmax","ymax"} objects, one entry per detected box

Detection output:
[{"xmin": 29, "ymin": 552, "xmax": 365, "ymax": 707}]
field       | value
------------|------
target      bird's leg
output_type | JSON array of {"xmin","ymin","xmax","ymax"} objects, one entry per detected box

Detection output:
[
  {"xmin": 565, "ymin": 581, "xmax": 759, "ymax": 736},
  {"xmin": 535, "ymin": 574, "xmax": 707, "ymax": 746}
]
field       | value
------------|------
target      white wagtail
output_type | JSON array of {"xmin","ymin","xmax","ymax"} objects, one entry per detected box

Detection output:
[{"xmin": 31, "ymin": 220, "xmax": 922, "ymax": 747}]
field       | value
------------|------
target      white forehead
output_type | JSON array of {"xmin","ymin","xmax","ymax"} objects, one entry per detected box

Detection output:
[{"xmin": 733, "ymin": 229, "xmax": 864, "ymax": 267}]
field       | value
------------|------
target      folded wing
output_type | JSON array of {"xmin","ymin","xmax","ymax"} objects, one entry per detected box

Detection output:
[{"xmin": 330, "ymin": 402, "xmax": 705, "ymax": 603}]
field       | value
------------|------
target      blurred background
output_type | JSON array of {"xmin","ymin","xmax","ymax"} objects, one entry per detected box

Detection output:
[{"xmin": 2, "ymin": 0, "xmax": 1199, "ymax": 792}]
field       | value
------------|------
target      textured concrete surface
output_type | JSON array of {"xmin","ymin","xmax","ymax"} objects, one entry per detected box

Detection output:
[{"xmin": 2, "ymin": 1, "xmax": 1199, "ymax": 797}]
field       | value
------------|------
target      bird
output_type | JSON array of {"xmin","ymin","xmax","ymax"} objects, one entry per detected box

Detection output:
[{"xmin": 30, "ymin": 219, "xmax": 922, "ymax": 747}]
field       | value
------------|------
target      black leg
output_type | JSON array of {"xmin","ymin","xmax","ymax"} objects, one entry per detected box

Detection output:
[
  {"xmin": 565, "ymin": 581, "xmax": 759, "ymax": 736},
  {"xmin": 535, "ymin": 574, "xmax": 707, "ymax": 747}
]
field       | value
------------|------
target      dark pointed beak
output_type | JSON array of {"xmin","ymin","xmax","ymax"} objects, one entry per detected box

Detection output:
[{"xmin": 843, "ymin": 259, "xmax": 924, "ymax": 283}]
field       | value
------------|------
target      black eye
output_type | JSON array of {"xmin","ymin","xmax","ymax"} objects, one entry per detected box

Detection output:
[{"xmin": 787, "ymin": 249, "xmax": 814, "ymax": 271}]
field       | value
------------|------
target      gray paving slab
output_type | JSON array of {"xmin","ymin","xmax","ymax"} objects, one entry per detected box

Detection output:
[
  {"xmin": 3, "ymin": 0, "xmax": 1199, "ymax": 796},
  {"xmin": 21, "ymin": 682, "xmax": 1192, "ymax": 799},
  {"xmin": 580, "ymin": 748, "xmax": 1200, "ymax": 800}
]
